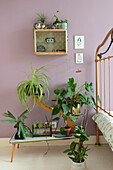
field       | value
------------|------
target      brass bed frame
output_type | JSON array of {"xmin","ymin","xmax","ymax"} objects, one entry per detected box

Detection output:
[{"xmin": 95, "ymin": 28, "xmax": 113, "ymax": 145}]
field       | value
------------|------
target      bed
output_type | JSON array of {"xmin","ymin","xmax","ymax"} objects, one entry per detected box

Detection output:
[{"xmin": 92, "ymin": 28, "xmax": 113, "ymax": 150}]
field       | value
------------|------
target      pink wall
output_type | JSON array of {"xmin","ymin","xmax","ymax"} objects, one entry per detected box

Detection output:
[{"xmin": 0, "ymin": 0, "xmax": 113, "ymax": 137}]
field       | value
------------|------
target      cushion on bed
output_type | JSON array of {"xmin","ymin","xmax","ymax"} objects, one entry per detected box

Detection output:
[{"xmin": 92, "ymin": 112, "xmax": 113, "ymax": 151}]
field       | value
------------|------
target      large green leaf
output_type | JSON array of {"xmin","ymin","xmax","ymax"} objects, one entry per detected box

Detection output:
[
  {"xmin": 68, "ymin": 78, "xmax": 74, "ymax": 86},
  {"xmin": 70, "ymin": 141, "xmax": 76, "ymax": 150},
  {"xmin": 52, "ymin": 105, "xmax": 60, "ymax": 116},
  {"xmin": 52, "ymin": 117, "xmax": 60, "ymax": 121},
  {"xmin": 54, "ymin": 89, "xmax": 61, "ymax": 95},
  {"xmin": 68, "ymin": 87, "xmax": 74, "ymax": 97},
  {"xmin": 62, "ymin": 104, "xmax": 70, "ymax": 115}
]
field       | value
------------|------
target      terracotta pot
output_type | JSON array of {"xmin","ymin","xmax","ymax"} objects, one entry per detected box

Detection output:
[
  {"xmin": 71, "ymin": 160, "xmax": 87, "ymax": 170},
  {"xmin": 64, "ymin": 126, "xmax": 71, "ymax": 136}
]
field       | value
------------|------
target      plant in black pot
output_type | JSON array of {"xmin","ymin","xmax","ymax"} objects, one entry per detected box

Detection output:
[
  {"xmin": 17, "ymin": 62, "xmax": 50, "ymax": 110},
  {"xmin": 2, "ymin": 109, "xmax": 31, "ymax": 139}
]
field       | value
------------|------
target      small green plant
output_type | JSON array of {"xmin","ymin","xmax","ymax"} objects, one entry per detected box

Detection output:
[
  {"xmin": 2, "ymin": 109, "xmax": 30, "ymax": 139},
  {"xmin": 53, "ymin": 10, "xmax": 61, "ymax": 25},
  {"xmin": 64, "ymin": 125, "xmax": 90, "ymax": 163},
  {"xmin": 37, "ymin": 13, "xmax": 46, "ymax": 24},
  {"xmin": 17, "ymin": 62, "xmax": 50, "ymax": 110}
]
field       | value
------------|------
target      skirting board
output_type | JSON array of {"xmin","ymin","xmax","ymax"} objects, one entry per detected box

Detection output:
[{"xmin": 0, "ymin": 136, "xmax": 107, "ymax": 148}]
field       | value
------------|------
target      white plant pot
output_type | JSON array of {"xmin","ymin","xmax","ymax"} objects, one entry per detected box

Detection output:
[
  {"xmin": 61, "ymin": 23, "xmax": 67, "ymax": 29},
  {"xmin": 71, "ymin": 160, "xmax": 87, "ymax": 170}
]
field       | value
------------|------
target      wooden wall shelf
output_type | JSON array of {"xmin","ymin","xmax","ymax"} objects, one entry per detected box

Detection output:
[{"xmin": 34, "ymin": 29, "xmax": 68, "ymax": 55}]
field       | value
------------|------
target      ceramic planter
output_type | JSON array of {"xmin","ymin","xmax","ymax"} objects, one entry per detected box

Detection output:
[
  {"xmin": 71, "ymin": 160, "xmax": 87, "ymax": 170},
  {"xmin": 64, "ymin": 126, "xmax": 71, "ymax": 136},
  {"xmin": 61, "ymin": 22, "xmax": 67, "ymax": 29},
  {"xmin": 72, "ymin": 103, "xmax": 80, "ymax": 115}
]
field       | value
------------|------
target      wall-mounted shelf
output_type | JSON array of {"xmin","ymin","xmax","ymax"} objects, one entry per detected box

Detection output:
[{"xmin": 34, "ymin": 29, "xmax": 68, "ymax": 55}]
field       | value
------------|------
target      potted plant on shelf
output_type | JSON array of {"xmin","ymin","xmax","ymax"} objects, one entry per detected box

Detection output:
[
  {"xmin": 37, "ymin": 13, "xmax": 47, "ymax": 29},
  {"xmin": 61, "ymin": 19, "xmax": 68, "ymax": 29},
  {"xmin": 52, "ymin": 70, "xmax": 98, "ymax": 135},
  {"xmin": 64, "ymin": 125, "xmax": 90, "ymax": 170},
  {"xmin": 17, "ymin": 61, "xmax": 50, "ymax": 110},
  {"xmin": 2, "ymin": 109, "xmax": 31, "ymax": 139},
  {"xmin": 53, "ymin": 10, "xmax": 61, "ymax": 29}
]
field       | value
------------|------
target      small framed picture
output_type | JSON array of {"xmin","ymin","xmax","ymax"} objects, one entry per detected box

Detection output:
[
  {"xmin": 74, "ymin": 35, "xmax": 84, "ymax": 49},
  {"xmin": 75, "ymin": 53, "xmax": 83, "ymax": 64}
]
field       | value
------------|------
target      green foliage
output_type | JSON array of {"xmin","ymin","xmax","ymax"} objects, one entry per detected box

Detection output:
[
  {"xmin": 53, "ymin": 10, "xmax": 61, "ymax": 25},
  {"xmin": 52, "ymin": 77, "xmax": 97, "ymax": 128},
  {"xmin": 37, "ymin": 13, "xmax": 46, "ymax": 24},
  {"xmin": 64, "ymin": 125, "xmax": 90, "ymax": 163},
  {"xmin": 17, "ymin": 62, "xmax": 50, "ymax": 110},
  {"xmin": 2, "ymin": 110, "xmax": 30, "ymax": 139}
]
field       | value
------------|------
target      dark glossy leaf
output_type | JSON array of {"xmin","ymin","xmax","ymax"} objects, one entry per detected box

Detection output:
[
  {"xmin": 62, "ymin": 115, "xmax": 67, "ymax": 121},
  {"xmin": 54, "ymin": 89, "xmax": 61, "ymax": 95},
  {"xmin": 68, "ymin": 78, "xmax": 74, "ymax": 86},
  {"xmin": 70, "ymin": 141, "xmax": 76, "ymax": 150},
  {"xmin": 63, "ymin": 149, "xmax": 71, "ymax": 153},
  {"xmin": 73, "ymin": 102, "xmax": 78, "ymax": 108},
  {"xmin": 52, "ymin": 117, "xmax": 60, "ymax": 121},
  {"xmin": 52, "ymin": 105, "xmax": 60, "ymax": 115}
]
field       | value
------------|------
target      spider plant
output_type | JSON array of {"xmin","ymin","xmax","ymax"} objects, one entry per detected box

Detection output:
[
  {"xmin": 37, "ymin": 13, "xmax": 47, "ymax": 24},
  {"xmin": 17, "ymin": 62, "xmax": 50, "ymax": 110}
]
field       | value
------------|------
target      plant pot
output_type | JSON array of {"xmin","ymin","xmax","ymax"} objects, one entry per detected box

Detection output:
[
  {"xmin": 72, "ymin": 103, "xmax": 80, "ymax": 116},
  {"xmin": 51, "ymin": 100, "xmax": 58, "ymax": 107},
  {"xmin": 71, "ymin": 160, "xmax": 87, "ymax": 170},
  {"xmin": 42, "ymin": 24, "xmax": 45, "ymax": 29},
  {"xmin": 64, "ymin": 126, "xmax": 71, "ymax": 136},
  {"xmin": 15, "ymin": 131, "xmax": 25, "ymax": 140},
  {"xmin": 61, "ymin": 22, "xmax": 67, "ymax": 29}
]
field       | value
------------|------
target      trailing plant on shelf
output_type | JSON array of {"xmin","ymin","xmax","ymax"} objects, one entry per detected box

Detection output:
[
  {"xmin": 2, "ymin": 109, "xmax": 31, "ymax": 139},
  {"xmin": 17, "ymin": 62, "xmax": 50, "ymax": 110}
]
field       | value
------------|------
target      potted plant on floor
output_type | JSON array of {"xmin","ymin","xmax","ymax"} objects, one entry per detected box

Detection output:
[
  {"xmin": 2, "ymin": 109, "xmax": 31, "ymax": 139},
  {"xmin": 64, "ymin": 125, "xmax": 89, "ymax": 170},
  {"xmin": 17, "ymin": 61, "xmax": 50, "ymax": 110}
]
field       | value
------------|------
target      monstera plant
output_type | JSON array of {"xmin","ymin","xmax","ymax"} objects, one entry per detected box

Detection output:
[{"xmin": 17, "ymin": 62, "xmax": 50, "ymax": 110}]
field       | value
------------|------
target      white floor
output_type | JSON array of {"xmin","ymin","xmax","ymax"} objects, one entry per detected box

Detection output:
[{"xmin": 0, "ymin": 144, "xmax": 113, "ymax": 170}]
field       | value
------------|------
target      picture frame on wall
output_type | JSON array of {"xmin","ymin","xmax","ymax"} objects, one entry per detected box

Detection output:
[
  {"xmin": 74, "ymin": 35, "xmax": 84, "ymax": 49},
  {"xmin": 75, "ymin": 53, "xmax": 83, "ymax": 64}
]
